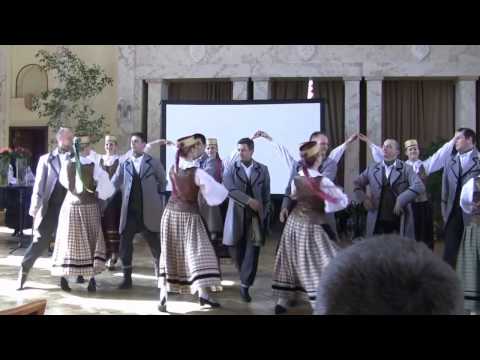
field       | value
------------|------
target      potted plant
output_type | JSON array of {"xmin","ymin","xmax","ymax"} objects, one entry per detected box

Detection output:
[{"xmin": 31, "ymin": 47, "xmax": 114, "ymax": 146}]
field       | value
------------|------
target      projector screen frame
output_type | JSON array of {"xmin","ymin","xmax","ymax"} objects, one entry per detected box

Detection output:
[{"xmin": 159, "ymin": 98, "xmax": 326, "ymax": 179}]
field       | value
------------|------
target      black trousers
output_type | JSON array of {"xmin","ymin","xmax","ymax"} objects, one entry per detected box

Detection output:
[
  {"xmin": 374, "ymin": 218, "xmax": 401, "ymax": 236},
  {"xmin": 412, "ymin": 201, "xmax": 434, "ymax": 250},
  {"xmin": 120, "ymin": 210, "xmax": 161, "ymax": 273},
  {"xmin": 228, "ymin": 213, "xmax": 261, "ymax": 287},
  {"xmin": 443, "ymin": 206, "xmax": 464, "ymax": 268},
  {"xmin": 21, "ymin": 202, "xmax": 61, "ymax": 272}
]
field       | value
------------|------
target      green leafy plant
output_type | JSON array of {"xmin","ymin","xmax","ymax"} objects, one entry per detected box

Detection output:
[{"xmin": 31, "ymin": 47, "xmax": 113, "ymax": 145}]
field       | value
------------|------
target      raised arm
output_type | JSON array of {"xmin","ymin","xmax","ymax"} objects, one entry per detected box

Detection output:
[
  {"xmin": 422, "ymin": 136, "xmax": 457, "ymax": 175},
  {"xmin": 359, "ymin": 133, "xmax": 384, "ymax": 163},
  {"xmin": 327, "ymin": 134, "xmax": 358, "ymax": 163}
]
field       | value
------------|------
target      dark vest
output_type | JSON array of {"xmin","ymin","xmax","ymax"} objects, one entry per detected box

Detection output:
[
  {"xmin": 378, "ymin": 167, "xmax": 398, "ymax": 222},
  {"xmin": 100, "ymin": 158, "xmax": 120, "ymax": 180},
  {"xmin": 168, "ymin": 167, "xmax": 199, "ymax": 213},
  {"xmin": 66, "ymin": 162, "xmax": 96, "ymax": 204},
  {"xmin": 128, "ymin": 163, "xmax": 143, "ymax": 219}
]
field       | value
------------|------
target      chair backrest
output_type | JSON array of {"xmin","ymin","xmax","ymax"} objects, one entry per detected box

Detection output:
[{"xmin": 0, "ymin": 299, "xmax": 47, "ymax": 315}]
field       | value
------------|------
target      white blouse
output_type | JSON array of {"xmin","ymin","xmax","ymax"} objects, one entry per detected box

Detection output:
[
  {"xmin": 177, "ymin": 158, "xmax": 228, "ymax": 206},
  {"xmin": 60, "ymin": 156, "xmax": 115, "ymax": 201},
  {"xmin": 460, "ymin": 176, "xmax": 479, "ymax": 214},
  {"xmin": 291, "ymin": 168, "xmax": 349, "ymax": 213}
]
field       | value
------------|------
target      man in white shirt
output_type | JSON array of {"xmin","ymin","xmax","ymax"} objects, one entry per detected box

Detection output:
[
  {"xmin": 353, "ymin": 139, "xmax": 425, "ymax": 239},
  {"xmin": 360, "ymin": 133, "xmax": 459, "ymax": 249},
  {"xmin": 441, "ymin": 128, "xmax": 480, "ymax": 267},
  {"xmin": 110, "ymin": 132, "xmax": 167, "ymax": 289}
]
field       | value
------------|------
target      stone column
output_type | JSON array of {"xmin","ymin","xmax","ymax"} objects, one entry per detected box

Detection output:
[
  {"xmin": 365, "ymin": 76, "xmax": 383, "ymax": 163},
  {"xmin": 252, "ymin": 77, "xmax": 271, "ymax": 100},
  {"xmin": 343, "ymin": 77, "xmax": 362, "ymax": 199},
  {"xmin": 146, "ymin": 79, "xmax": 168, "ymax": 158},
  {"xmin": 231, "ymin": 77, "xmax": 249, "ymax": 100},
  {"xmin": 0, "ymin": 46, "xmax": 9, "ymax": 148},
  {"xmin": 455, "ymin": 76, "xmax": 477, "ymax": 131}
]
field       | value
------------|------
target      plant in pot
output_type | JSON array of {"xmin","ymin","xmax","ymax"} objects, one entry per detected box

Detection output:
[{"xmin": 31, "ymin": 46, "xmax": 114, "ymax": 146}]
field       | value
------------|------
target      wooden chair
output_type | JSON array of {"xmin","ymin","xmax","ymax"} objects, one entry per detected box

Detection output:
[{"xmin": 0, "ymin": 299, "xmax": 47, "ymax": 315}]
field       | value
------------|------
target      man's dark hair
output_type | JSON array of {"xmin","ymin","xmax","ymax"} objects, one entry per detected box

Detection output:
[
  {"xmin": 131, "ymin": 132, "xmax": 147, "ymax": 143},
  {"xmin": 237, "ymin": 137, "xmax": 254, "ymax": 151},
  {"xmin": 457, "ymin": 128, "xmax": 476, "ymax": 145},
  {"xmin": 315, "ymin": 235, "xmax": 463, "ymax": 315},
  {"xmin": 309, "ymin": 131, "xmax": 328, "ymax": 141},
  {"xmin": 193, "ymin": 133, "xmax": 206, "ymax": 146}
]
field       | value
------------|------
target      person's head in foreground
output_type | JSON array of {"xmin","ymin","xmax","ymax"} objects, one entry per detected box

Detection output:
[{"xmin": 315, "ymin": 235, "xmax": 464, "ymax": 315}]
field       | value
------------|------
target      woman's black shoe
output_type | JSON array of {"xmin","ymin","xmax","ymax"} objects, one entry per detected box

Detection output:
[
  {"xmin": 87, "ymin": 278, "xmax": 96, "ymax": 292},
  {"xmin": 60, "ymin": 277, "xmax": 71, "ymax": 292},
  {"xmin": 199, "ymin": 297, "xmax": 221, "ymax": 308},
  {"xmin": 275, "ymin": 304, "xmax": 287, "ymax": 315}
]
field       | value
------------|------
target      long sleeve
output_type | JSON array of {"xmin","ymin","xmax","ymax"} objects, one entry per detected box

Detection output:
[
  {"xmin": 321, "ymin": 177, "xmax": 349, "ymax": 213},
  {"xmin": 460, "ymin": 177, "xmax": 475, "ymax": 214},
  {"xmin": 223, "ymin": 164, "xmax": 251, "ymax": 207},
  {"xmin": 328, "ymin": 143, "xmax": 346, "ymax": 163},
  {"xmin": 397, "ymin": 166, "xmax": 426, "ymax": 208},
  {"xmin": 353, "ymin": 168, "xmax": 370, "ymax": 203},
  {"xmin": 422, "ymin": 138, "xmax": 455, "ymax": 175},
  {"xmin": 195, "ymin": 168, "xmax": 228, "ymax": 206},
  {"xmin": 110, "ymin": 162, "xmax": 124, "ymax": 192},
  {"xmin": 94, "ymin": 164, "xmax": 116, "ymax": 200},
  {"xmin": 369, "ymin": 143, "xmax": 384, "ymax": 163},
  {"xmin": 88, "ymin": 150, "xmax": 102, "ymax": 165}
]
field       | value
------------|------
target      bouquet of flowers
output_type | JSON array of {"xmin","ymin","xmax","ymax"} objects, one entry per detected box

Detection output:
[{"xmin": 13, "ymin": 146, "xmax": 32, "ymax": 160}]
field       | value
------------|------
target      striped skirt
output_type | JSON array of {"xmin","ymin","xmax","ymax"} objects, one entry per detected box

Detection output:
[
  {"xmin": 51, "ymin": 201, "xmax": 106, "ymax": 278},
  {"xmin": 159, "ymin": 206, "xmax": 221, "ymax": 294},
  {"xmin": 457, "ymin": 223, "xmax": 480, "ymax": 311},
  {"xmin": 272, "ymin": 212, "xmax": 339, "ymax": 302}
]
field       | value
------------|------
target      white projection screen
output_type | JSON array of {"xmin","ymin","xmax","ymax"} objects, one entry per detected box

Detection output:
[{"xmin": 161, "ymin": 100, "xmax": 325, "ymax": 194}]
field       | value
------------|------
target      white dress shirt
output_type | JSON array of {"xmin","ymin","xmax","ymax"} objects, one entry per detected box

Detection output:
[
  {"xmin": 131, "ymin": 154, "xmax": 144, "ymax": 174},
  {"xmin": 382, "ymin": 160, "xmax": 397, "ymax": 180},
  {"xmin": 241, "ymin": 161, "xmax": 254, "ymax": 180},
  {"xmin": 458, "ymin": 149, "xmax": 473, "ymax": 173}
]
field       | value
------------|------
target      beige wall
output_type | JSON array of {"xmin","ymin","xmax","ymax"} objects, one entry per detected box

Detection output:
[{"xmin": 7, "ymin": 45, "xmax": 118, "ymax": 152}]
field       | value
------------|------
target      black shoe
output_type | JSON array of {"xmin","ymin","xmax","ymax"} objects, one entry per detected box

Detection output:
[
  {"xmin": 240, "ymin": 286, "xmax": 251, "ymax": 303},
  {"xmin": 60, "ymin": 277, "xmax": 71, "ymax": 292},
  {"xmin": 118, "ymin": 268, "xmax": 133, "ymax": 289},
  {"xmin": 275, "ymin": 304, "xmax": 288, "ymax": 315},
  {"xmin": 87, "ymin": 278, "xmax": 96, "ymax": 292},
  {"xmin": 158, "ymin": 297, "xmax": 167, "ymax": 312},
  {"xmin": 16, "ymin": 268, "xmax": 28, "ymax": 290},
  {"xmin": 199, "ymin": 297, "xmax": 221, "ymax": 308},
  {"xmin": 76, "ymin": 275, "xmax": 85, "ymax": 284}
]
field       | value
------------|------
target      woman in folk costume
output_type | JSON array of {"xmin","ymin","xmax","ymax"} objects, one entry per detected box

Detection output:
[
  {"xmin": 98, "ymin": 135, "xmax": 124, "ymax": 270},
  {"xmin": 51, "ymin": 136, "xmax": 115, "ymax": 292},
  {"xmin": 457, "ymin": 175, "xmax": 480, "ymax": 314},
  {"xmin": 199, "ymin": 138, "xmax": 228, "ymax": 259},
  {"xmin": 272, "ymin": 141, "xmax": 349, "ymax": 314},
  {"xmin": 158, "ymin": 135, "xmax": 228, "ymax": 312}
]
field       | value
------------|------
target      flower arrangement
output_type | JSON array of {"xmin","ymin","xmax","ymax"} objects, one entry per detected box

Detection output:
[
  {"xmin": 0, "ymin": 147, "xmax": 12, "ymax": 187},
  {"xmin": 13, "ymin": 146, "xmax": 32, "ymax": 160}
]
